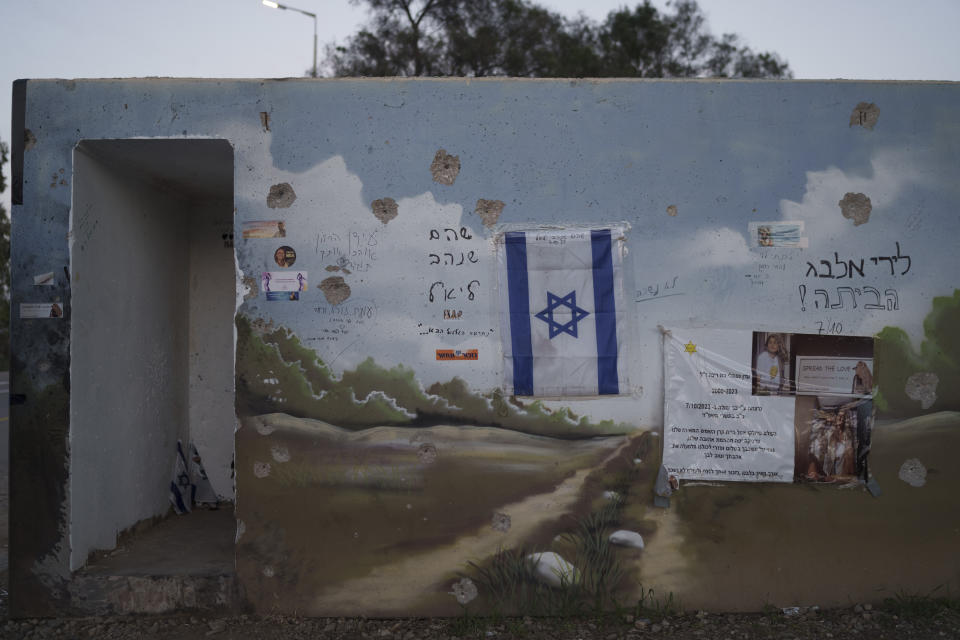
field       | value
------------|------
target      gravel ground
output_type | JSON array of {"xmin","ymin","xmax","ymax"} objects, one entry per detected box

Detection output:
[{"xmin": 1, "ymin": 598, "xmax": 958, "ymax": 640}]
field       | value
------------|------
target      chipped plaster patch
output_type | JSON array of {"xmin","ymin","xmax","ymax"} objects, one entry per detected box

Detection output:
[
  {"xmin": 898, "ymin": 458, "xmax": 927, "ymax": 487},
  {"xmin": 491, "ymin": 512, "xmax": 511, "ymax": 532},
  {"xmin": 905, "ymin": 372, "xmax": 939, "ymax": 409},
  {"xmin": 838, "ymin": 192, "xmax": 872, "ymax": 226},
  {"xmin": 449, "ymin": 577, "xmax": 478, "ymax": 605},
  {"xmin": 242, "ymin": 276, "xmax": 258, "ymax": 301},
  {"xmin": 24, "ymin": 128, "xmax": 37, "ymax": 151},
  {"xmin": 475, "ymin": 199, "xmax": 505, "ymax": 228},
  {"xmin": 666, "ymin": 204, "xmax": 678, "ymax": 217},
  {"xmin": 235, "ymin": 520, "xmax": 246, "ymax": 543},
  {"xmin": 430, "ymin": 149, "xmax": 460, "ymax": 185},
  {"xmin": 253, "ymin": 418, "xmax": 275, "ymax": 436},
  {"xmin": 850, "ymin": 102, "xmax": 880, "ymax": 130},
  {"xmin": 267, "ymin": 182, "xmax": 296, "ymax": 209},
  {"xmin": 253, "ymin": 461, "xmax": 272, "ymax": 478},
  {"xmin": 371, "ymin": 197, "xmax": 399, "ymax": 224},
  {"xmin": 270, "ymin": 445, "xmax": 290, "ymax": 463},
  {"xmin": 318, "ymin": 276, "xmax": 351, "ymax": 305},
  {"xmin": 417, "ymin": 443, "xmax": 438, "ymax": 464}
]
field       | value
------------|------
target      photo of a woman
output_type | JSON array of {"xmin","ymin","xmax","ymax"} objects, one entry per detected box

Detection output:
[
  {"xmin": 753, "ymin": 332, "xmax": 789, "ymax": 395},
  {"xmin": 274, "ymin": 245, "xmax": 296, "ymax": 268}
]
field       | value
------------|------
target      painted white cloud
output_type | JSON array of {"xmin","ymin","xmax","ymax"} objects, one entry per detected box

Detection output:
[
  {"xmin": 778, "ymin": 148, "xmax": 930, "ymax": 243},
  {"xmin": 687, "ymin": 227, "xmax": 752, "ymax": 268}
]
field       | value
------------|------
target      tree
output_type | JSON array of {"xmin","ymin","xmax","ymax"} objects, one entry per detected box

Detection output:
[
  {"xmin": 0, "ymin": 140, "xmax": 10, "ymax": 369},
  {"xmin": 325, "ymin": 0, "xmax": 791, "ymax": 79}
]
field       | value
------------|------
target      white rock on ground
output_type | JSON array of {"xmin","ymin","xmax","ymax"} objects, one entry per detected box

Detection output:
[
  {"xmin": 526, "ymin": 552, "xmax": 580, "ymax": 588},
  {"xmin": 609, "ymin": 530, "xmax": 644, "ymax": 549},
  {"xmin": 602, "ymin": 490, "xmax": 620, "ymax": 501}
]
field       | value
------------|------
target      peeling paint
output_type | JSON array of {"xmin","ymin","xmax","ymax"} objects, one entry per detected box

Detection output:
[
  {"xmin": 430, "ymin": 149, "xmax": 460, "ymax": 185},
  {"xmin": 371, "ymin": 197, "xmax": 399, "ymax": 224},
  {"xmin": 905, "ymin": 371, "xmax": 938, "ymax": 409},
  {"xmin": 474, "ymin": 199, "xmax": 505, "ymax": 228},
  {"xmin": 235, "ymin": 520, "xmax": 246, "ymax": 544},
  {"xmin": 849, "ymin": 102, "xmax": 880, "ymax": 130},
  {"xmin": 417, "ymin": 442, "xmax": 438, "ymax": 464},
  {"xmin": 318, "ymin": 276, "xmax": 351, "ymax": 305},
  {"xmin": 270, "ymin": 444, "xmax": 290, "ymax": 463},
  {"xmin": 898, "ymin": 458, "xmax": 927, "ymax": 487},
  {"xmin": 262, "ymin": 566, "xmax": 275, "ymax": 578},
  {"xmin": 838, "ymin": 192, "xmax": 872, "ymax": 226},
  {"xmin": 666, "ymin": 204, "xmax": 678, "ymax": 217},
  {"xmin": 266, "ymin": 182, "xmax": 296, "ymax": 209},
  {"xmin": 491, "ymin": 512, "xmax": 511, "ymax": 532},
  {"xmin": 24, "ymin": 128, "xmax": 37, "ymax": 151},
  {"xmin": 253, "ymin": 461, "xmax": 272, "ymax": 478},
  {"xmin": 259, "ymin": 111, "xmax": 271, "ymax": 132},
  {"xmin": 241, "ymin": 276, "xmax": 258, "ymax": 301}
]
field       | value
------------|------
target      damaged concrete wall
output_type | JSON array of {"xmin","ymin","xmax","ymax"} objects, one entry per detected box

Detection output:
[{"xmin": 10, "ymin": 78, "xmax": 960, "ymax": 617}]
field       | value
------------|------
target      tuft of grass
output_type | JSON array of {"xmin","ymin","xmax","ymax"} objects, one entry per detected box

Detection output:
[
  {"xmin": 468, "ymin": 547, "xmax": 586, "ymax": 616},
  {"xmin": 635, "ymin": 583, "xmax": 682, "ymax": 621},
  {"xmin": 882, "ymin": 585, "xmax": 960, "ymax": 618}
]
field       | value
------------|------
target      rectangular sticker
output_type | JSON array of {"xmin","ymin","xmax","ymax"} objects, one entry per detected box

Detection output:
[
  {"xmin": 266, "ymin": 291, "xmax": 301, "ymax": 302},
  {"xmin": 21, "ymin": 303, "xmax": 64, "ymax": 318},
  {"xmin": 242, "ymin": 220, "xmax": 287, "ymax": 239},
  {"xmin": 33, "ymin": 272, "xmax": 55, "ymax": 286},
  {"xmin": 261, "ymin": 271, "xmax": 307, "ymax": 293},
  {"xmin": 748, "ymin": 221, "xmax": 808, "ymax": 248},
  {"xmin": 436, "ymin": 349, "xmax": 478, "ymax": 361}
]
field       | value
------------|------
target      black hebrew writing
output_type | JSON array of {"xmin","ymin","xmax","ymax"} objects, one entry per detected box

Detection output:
[
  {"xmin": 797, "ymin": 284, "xmax": 900, "ymax": 312},
  {"xmin": 804, "ymin": 242, "xmax": 911, "ymax": 279}
]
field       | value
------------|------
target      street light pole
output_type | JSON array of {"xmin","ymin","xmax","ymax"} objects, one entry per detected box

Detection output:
[{"xmin": 262, "ymin": 0, "xmax": 318, "ymax": 78}]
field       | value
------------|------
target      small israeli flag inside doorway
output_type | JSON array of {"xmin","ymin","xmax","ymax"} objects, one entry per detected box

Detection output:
[{"xmin": 497, "ymin": 226, "xmax": 628, "ymax": 397}]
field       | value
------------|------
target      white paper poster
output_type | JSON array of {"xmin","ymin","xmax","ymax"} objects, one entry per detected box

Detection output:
[{"xmin": 663, "ymin": 328, "xmax": 796, "ymax": 483}]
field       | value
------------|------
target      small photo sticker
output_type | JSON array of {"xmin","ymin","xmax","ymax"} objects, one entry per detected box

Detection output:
[
  {"xmin": 274, "ymin": 246, "xmax": 297, "ymax": 268},
  {"xmin": 266, "ymin": 291, "xmax": 301, "ymax": 302},
  {"xmin": 242, "ymin": 220, "xmax": 287, "ymax": 239},
  {"xmin": 21, "ymin": 303, "xmax": 63, "ymax": 318},
  {"xmin": 748, "ymin": 221, "xmax": 808, "ymax": 248},
  {"xmin": 436, "ymin": 349, "xmax": 478, "ymax": 361},
  {"xmin": 33, "ymin": 272, "xmax": 55, "ymax": 286}
]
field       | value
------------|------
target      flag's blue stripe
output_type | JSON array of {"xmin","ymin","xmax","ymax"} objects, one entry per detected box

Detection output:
[
  {"xmin": 591, "ymin": 229, "xmax": 619, "ymax": 394},
  {"xmin": 505, "ymin": 232, "xmax": 533, "ymax": 395}
]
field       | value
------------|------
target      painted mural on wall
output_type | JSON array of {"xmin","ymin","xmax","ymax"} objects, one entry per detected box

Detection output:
[
  {"xmin": 231, "ymin": 80, "xmax": 960, "ymax": 616},
  {"xmin": 15, "ymin": 77, "xmax": 957, "ymax": 616}
]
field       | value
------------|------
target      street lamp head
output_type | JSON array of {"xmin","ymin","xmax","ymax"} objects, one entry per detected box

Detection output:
[{"xmin": 262, "ymin": 1, "xmax": 282, "ymax": 9}]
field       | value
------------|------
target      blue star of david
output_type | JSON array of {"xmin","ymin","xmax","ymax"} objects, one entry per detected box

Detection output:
[{"xmin": 535, "ymin": 290, "xmax": 590, "ymax": 339}]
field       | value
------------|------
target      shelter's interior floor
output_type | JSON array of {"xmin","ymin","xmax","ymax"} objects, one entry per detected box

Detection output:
[{"xmin": 79, "ymin": 508, "xmax": 234, "ymax": 577}]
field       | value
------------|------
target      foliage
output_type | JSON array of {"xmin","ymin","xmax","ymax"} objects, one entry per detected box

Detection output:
[
  {"xmin": 237, "ymin": 315, "xmax": 629, "ymax": 436},
  {"xmin": 0, "ymin": 140, "xmax": 10, "ymax": 369},
  {"xmin": 882, "ymin": 585, "xmax": 960, "ymax": 618},
  {"xmin": 876, "ymin": 290, "xmax": 960, "ymax": 416},
  {"xmin": 326, "ymin": 0, "xmax": 790, "ymax": 79}
]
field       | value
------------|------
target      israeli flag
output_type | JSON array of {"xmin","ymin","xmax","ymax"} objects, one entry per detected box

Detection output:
[{"xmin": 498, "ymin": 226, "xmax": 628, "ymax": 397}]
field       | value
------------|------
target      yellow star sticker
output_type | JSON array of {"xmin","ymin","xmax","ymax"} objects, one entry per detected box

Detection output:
[{"xmin": 684, "ymin": 341, "xmax": 697, "ymax": 354}]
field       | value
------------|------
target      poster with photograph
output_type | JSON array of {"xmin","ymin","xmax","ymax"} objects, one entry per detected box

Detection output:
[{"xmin": 663, "ymin": 328, "xmax": 874, "ymax": 485}]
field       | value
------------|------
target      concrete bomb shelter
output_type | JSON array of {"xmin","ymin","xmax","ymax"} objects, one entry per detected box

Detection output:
[{"xmin": 8, "ymin": 78, "xmax": 960, "ymax": 617}]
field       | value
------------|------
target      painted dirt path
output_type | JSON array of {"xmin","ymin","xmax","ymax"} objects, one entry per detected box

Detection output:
[{"xmin": 311, "ymin": 436, "xmax": 634, "ymax": 615}]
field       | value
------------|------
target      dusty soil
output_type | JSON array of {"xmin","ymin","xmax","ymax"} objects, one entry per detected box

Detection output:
[{"xmin": 0, "ymin": 601, "xmax": 958, "ymax": 640}]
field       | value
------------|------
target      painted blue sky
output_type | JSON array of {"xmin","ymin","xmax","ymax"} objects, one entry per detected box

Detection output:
[{"xmin": 3, "ymin": 0, "xmax": 960, "ymax": 213}]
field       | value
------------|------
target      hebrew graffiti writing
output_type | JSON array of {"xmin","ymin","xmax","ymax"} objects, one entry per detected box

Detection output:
[
  {"xmin": 429, "ymin": 227, "xmax": 474, "ymax": 241},
  {"xmin": 428, "ymin": 251, "xmax": 480, "ymax": 266},
  {"xmin": 798, "ymin": 284, "xmax": 900, "ymax": 312},
  {"xmin": 804, "ymin": 242, "xmax": 911, "ymax": 279}
]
